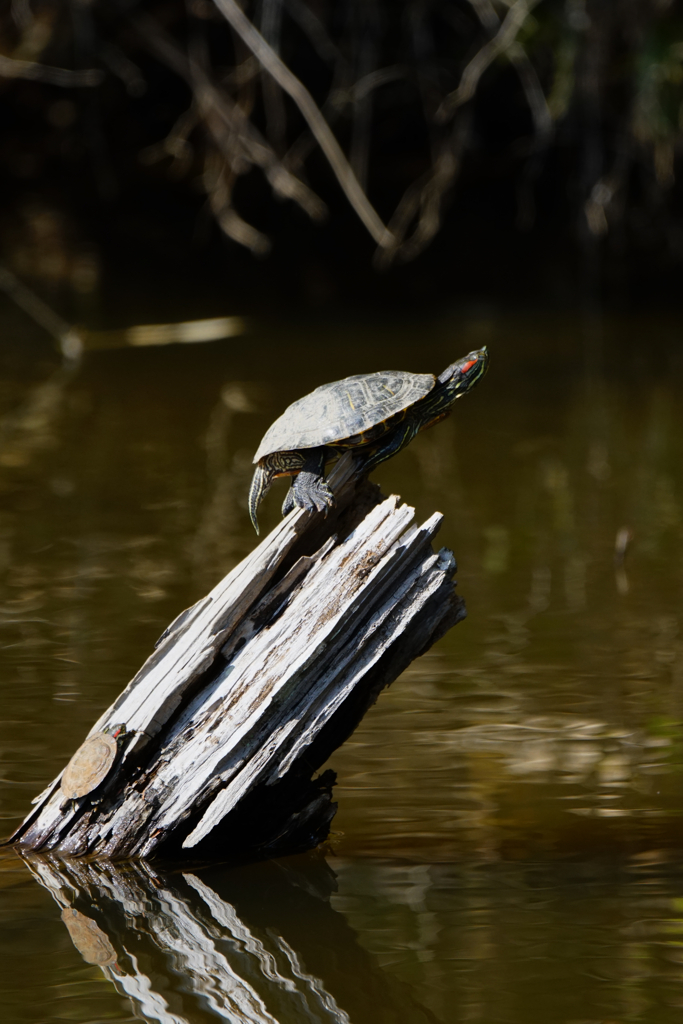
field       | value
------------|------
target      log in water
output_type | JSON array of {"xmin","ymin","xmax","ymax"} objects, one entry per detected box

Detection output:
[{"xmin": 10, "ymin": 453, "xmax": 465, "ymax": 860}]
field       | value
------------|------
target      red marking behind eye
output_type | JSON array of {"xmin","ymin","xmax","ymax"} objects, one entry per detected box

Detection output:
[{"xmin": 460, "ymin": 359, "xmax": 476, "ymax": 373}]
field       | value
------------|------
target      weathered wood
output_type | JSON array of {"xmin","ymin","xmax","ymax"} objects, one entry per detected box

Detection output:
[{"xmin": 10, "ymin": 453, "xmax": 465, "ymax": 860}]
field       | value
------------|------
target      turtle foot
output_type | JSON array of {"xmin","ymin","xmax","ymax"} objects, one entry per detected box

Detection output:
[{"xmin": 291, "ymin": 472, "xmax": 336, "ymax": 517}]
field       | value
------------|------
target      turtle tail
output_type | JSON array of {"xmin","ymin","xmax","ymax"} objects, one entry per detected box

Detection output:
[{"xmin": 248, "ymin": 462, "xmax": 273, "ymax": 535}]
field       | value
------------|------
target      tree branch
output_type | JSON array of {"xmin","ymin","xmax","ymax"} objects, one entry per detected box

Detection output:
[
  {"xmin": 211, "ymin": 0, "xmax": 394, "ymax": 248},
  {"xmin": 437, "ymin": 0, "xmax": 542, "ymax": 121},
  {"xmin": 0, "ymin": 53, "xmax": 103, "ymax": 87}
]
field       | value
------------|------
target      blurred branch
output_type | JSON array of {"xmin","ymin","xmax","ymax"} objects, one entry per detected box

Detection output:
[
  {"xmin": 349, "ymin": 10, "xmax": 377, "ymax": 192},
  {"xmin": 135, "ymin": 13, "xmax": 326, "ymax": 250},
  {"xmin": 350, "ymin": 65, "xmax": 407, "ymax": 102},
  {"xmin": 11, "ymin": 0, "xmax": 32, "ymax": 32},
  {"xmin": 508, "ymin": 41, "xmax": 552, "ymax": 140},
  {"xmin": 284, "ymin": 0, "xmax": 344, "ymax": 67},
  {"xmin": 437, "ymin": 0, "xmax": 542, "ymax": 121},
  {"xmin": 211, "ymin": 0, "xmax": 394, "ymax": 249},
  {"xmin": 85, "ymin": 315, "xmax": 246, "ymax": 349},
  {"xmin": 203, "ymin": 146, "xmax": 271, "ymax": 254},
  {"xmin": 139, "ymin": 106, "xmax": 198, "ymax": 177},
  {"xmin": 99, "ymin": 43, "xmax": 146, "ymax": 97},
  {"xmin": 374, "ymin": 132, "xmax": 466, "ymax": 268},
  {"xmin": 465, "ymin": 0, "xmax": 551, "ymax": 139},
  {"xmin": 0, "ymin": 53, "xmax": 103, "ymax": 86},
  {"xmin": 462, "ymin": 0, "xmax": 551, "ymax": 230},
  {"xmin": 281, "ymin": 67, "xmax": 406, "ymax": 186},
  {"xmin": 466, "ymin": 0, "xmax": 498, "ymax": 35},
  {"xmin": 0, "ymin": 266, "xmax": 82, "ymax": 361},
  {"xmin": 0, "ymin": 0, "xmax": 678, "ymax": 271},
  {"xmin": 259, "ymin": 0, "xmax": 287, "ymax": 151}
]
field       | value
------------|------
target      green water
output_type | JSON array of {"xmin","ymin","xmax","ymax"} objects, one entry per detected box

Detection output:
[{"xmin": 2, "ymin": 307, "xmax": 683, "ymax": 1022}]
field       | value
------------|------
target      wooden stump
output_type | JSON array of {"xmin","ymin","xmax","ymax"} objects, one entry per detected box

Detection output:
[{"xmin": 10, "ymin": 454, "xmax": 465, "ymax": 860}]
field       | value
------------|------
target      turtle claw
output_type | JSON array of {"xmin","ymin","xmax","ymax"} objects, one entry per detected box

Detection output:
[
  {"xmin": 291, "ymin": 472, "xmax": 336, "ymax": 518},
  {"xmin": 282, "ymin": 487, "xmax": 296, "ymax": 517},
  {"xmin": 313, "ymin": 480, "xmax": 336, "ymax": 516}
]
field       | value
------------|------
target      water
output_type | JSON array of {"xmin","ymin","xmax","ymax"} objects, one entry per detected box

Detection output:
[{"xmin": 1, "ymin": 305, "xmax": 683, "ymax": 1022}]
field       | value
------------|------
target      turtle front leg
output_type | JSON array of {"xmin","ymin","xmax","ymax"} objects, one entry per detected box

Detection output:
[
  {"xmin": 361, "ymin": 420, "xmax": 419, "ymax": 474},
  {"xmin": 289, "ymin": 447, "xmax": 335, "ymax": 517}
]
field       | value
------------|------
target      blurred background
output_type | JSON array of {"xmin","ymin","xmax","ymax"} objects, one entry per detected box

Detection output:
[
  {"xmin": 0, "ymin": 0, "xmax": 681, "ymax": 315},
  {"xmin": 2, "ymin": 2, "xmax": 683, "ymax": 1023}
]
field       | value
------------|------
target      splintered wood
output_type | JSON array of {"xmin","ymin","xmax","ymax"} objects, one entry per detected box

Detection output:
[{"xmin": 11, "ymin": 454, "xmax": 465, "ymax": 860}]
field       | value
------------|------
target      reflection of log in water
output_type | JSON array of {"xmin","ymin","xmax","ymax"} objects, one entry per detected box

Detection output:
[
  {"xmin": 0, "ymin": 364, "xmax": 74, "ymax": 470},
  {"xmin": 24, "ymin": 852, "xmax": 438, "ymax": 1024}
]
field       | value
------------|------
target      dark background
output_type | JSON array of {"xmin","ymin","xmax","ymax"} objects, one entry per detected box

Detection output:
[{"xmin": 0, "ymin": 0, "xmax": 681, "ymax": 330}]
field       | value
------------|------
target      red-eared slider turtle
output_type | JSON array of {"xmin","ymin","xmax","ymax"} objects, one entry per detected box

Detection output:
[
  {"xmin": 60, "ymin": 724, "xmax": 125, "ymax": 800},
  {"xmin": 248, "ymin": 346, "xmax": 489, "ymax": 533}
]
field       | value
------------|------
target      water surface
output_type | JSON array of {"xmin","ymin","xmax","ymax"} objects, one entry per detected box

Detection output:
[{"xmin": 1, "ymin": 306, "xmax": 683, "ymax": 1022}]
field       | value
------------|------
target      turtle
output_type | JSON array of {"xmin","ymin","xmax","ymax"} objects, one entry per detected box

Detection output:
[
  {"xmin": 248, "ymin": 345, "xmax": 489, "ymax": 533},
  {"xmin": 60, "ymin": 723, "xmax": 126, "ymax": 801}
]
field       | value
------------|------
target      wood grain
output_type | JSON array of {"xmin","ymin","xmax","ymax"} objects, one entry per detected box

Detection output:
[{"xmin": 11, "ymin": 454, "xmax": 465, "ymax": 860}]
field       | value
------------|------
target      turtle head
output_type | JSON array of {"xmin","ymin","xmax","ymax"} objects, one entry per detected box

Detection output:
[
  {"xmin": 104, "ymin": 723, "xmax": 127, "ymax": 740},
  {"xmin": 437, "ymin": 346, "xmax": 489, "ymax": 397}
]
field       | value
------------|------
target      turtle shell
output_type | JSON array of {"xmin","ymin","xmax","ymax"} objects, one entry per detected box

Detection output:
[
  {"xmin": 61, "ymin": 732, "xmax": 117, "ymax": 799},
  {"xmin": 254, "ymin": 370, "xmax": 436, "ymax": 463}
]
